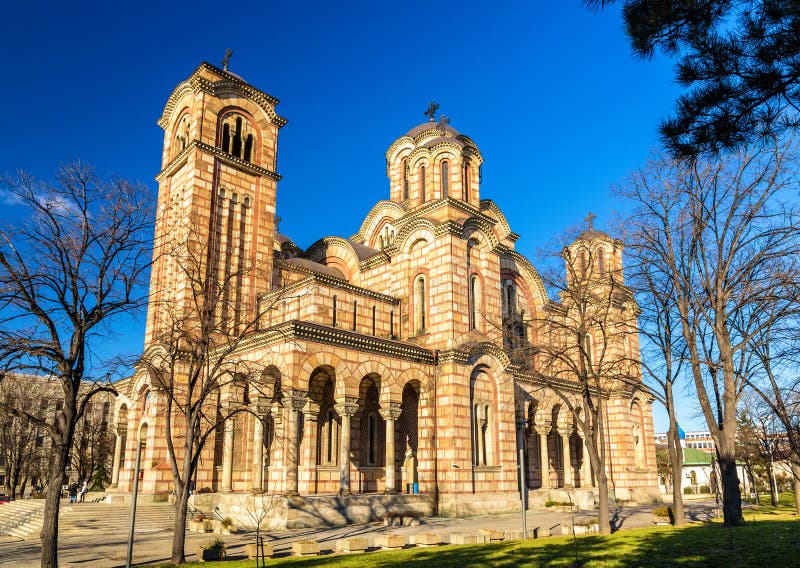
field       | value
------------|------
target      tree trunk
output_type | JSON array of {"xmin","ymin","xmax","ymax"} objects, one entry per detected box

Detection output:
[
  {"xmin": 791, "ymin": 462, "xmax": 800, "ymax": 515},
  {"xmin": 666, "ymin": 410, "xmax": 685, "ymax": 526},
  {"xmin": 766, "ymin": 460, "xmax": 778, "ymax": 506},
  {"xmin": 596, "ymin": 469, "xmax": 611, "ymax": 534},
  {"xmin": 746, "ymin": 463, "xmax": 760, "ymax": 505},
  {"xmin": 41, "ymin": 444, "xmax": 69, "ymax": 568},
  {"xmin": 171, "ymin": 483, "xmax": 188, "ymax": 564},
  {"xmin": 668, "ymin": 444, "xmax": 685, "ymax": 525},
  {"xmin": 718, "ymin": 455, "xmax": 744, "ymax": 526}
]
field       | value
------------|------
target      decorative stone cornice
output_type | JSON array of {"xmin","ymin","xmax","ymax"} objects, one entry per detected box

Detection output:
[
  {"xmin": 264, "ymin": 267, "xmax": 399, "ymax": 304},
  {"xmin": 159, "ymin": 62, "xmax": 287, "ymax": 130},
  {"xmin": 236, "ymin": 320, "xmax": 435, "ymax": 365},
  {"xmin": 156, "ymin": 140, "xmax": 281, "ymax": 182}
]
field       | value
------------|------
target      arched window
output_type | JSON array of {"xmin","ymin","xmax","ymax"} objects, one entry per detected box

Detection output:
[
  {"xmin": 597, "ymin": 248, "xmax": 606, "ymax": 275},
  {"xmin": 220, "ymin": 113, "xmax": 255, "ymax": 163},
  {"xmin": 414, "ymin": 275, "xmax": 426, "ymax": 334},
  {"xmin": 466, "ymin": 238, "xmax": 477, "ymax": 268},
  {"xmin": 463, "ymin": 162, "xmax": 471, "ymax": 203},
  {"xmin": 419, "ymin": 166, "xmax": 426, "ymax": 202},
  {"xmin": 441, "ymin": 161, "xmax": 449, "ymax": 197},
  {"xmin": 332, "ymin": 295, "xmax": 338, "ymax": 327},
  {"xmin": 470, "ymin": 274, "xmax": 479, "ymax": 330},
  {"xmin": 367, "ymin": 413, "xmax": 380, "ymax": 465},
  {"xmin": 402, "ymin": 158, "xmax": 409, "ymax": 200},
  {"xmin": 505, "ymin": 282, "xmax": 517, "ymax": 316},
  {"xmin": 175, "ymin": 113, "xmax": 190, "ymax": 155},
  {"xmin": 579, "ymin": 250, "xmax": 587, "ymax": 277}
]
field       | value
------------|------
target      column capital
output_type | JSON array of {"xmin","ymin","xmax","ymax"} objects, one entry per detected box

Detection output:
[
  {"xmin": 534, "ymin": 421, "xmax": 551, "ymax": 436},
  {"xmin": 287, "ymin": 390, "xmax": 308, "ymax": 412},
  {"xmin": 335, "ymin": 397, "xmax": 359, "ymax": 417},
  {"xmin": 116, "ymin": 423, "xmax": 127, "ymax": 435},
  {"xmin": 557, "ymin": 426, "xmax": 573, "ymax": 437},
  {"xmin": 380, "ymin": 402, "xmax": 402, "ymax": 421}
]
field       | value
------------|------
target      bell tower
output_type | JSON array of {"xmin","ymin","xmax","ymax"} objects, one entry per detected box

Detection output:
[{"xmin": 145, "ymin": 62, "xmax": 287, "ymax": 344}]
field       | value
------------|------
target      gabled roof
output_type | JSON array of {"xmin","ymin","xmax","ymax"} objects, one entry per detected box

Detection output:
[{"xmin": 682, "ymin": 447, "xmax": 713, "ymax": 466}]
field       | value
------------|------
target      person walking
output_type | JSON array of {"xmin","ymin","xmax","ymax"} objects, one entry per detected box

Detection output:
[
  {"xmin": 79, "ymin": 481, "xmax": 88, "ymax": 503},
  {"xmin": 68, "ymin": 482, "xmax": 78, "ymax": 504}
]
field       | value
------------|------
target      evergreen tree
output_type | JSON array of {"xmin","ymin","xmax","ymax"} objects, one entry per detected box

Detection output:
[{"xmin": 588, "ymin": 1, "xmax": 800, "ymax": 158}]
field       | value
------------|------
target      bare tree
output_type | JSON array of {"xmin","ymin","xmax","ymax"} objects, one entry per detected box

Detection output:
[
  {"xmin": 0, "ymin": 163, "xmax": 153, "ymax": 567},
  {"xmin": 625, "ymin": 256, "xmax": 688, "ymax": 525},
  {"xmin": 71, "ymin": 406, "xmax": 115, "ymax": 491},
  {"xmin": 744, "ymin": 310, "xmax": 800, "ymax": 513},
  {"xmin": 533, "ymin": 234, "xmax": 642, "ymax": 535},
  {"xmin": 618, "ymin": 142, "xmax": 800, "ymax": 526},
  {"xmin": 137, "ymin": 214, "xmax": 288, "ymax": 564},
  {"xmin": 0, "ymin": 377, "xmax": 48, "ymax": 498}
]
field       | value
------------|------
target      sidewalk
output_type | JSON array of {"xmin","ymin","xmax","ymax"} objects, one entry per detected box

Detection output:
[{"xmin": 0, "ymin": 499, "xmax": 720, "ymax": 567}]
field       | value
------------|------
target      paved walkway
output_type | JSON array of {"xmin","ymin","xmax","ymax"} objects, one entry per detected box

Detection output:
[{"xmin": 0, "ymin": 499, "xmax": 721, "ymax": 567}]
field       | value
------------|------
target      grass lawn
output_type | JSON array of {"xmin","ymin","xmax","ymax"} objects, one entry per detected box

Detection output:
[{"xmin": 156, "ymin": 500, "xmax": 800, "ymax": 567}]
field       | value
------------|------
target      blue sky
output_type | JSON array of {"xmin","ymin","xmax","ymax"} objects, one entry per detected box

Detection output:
[{"xmin": 0, "ymin": 1, "xmax": 703, "ymax": 430}]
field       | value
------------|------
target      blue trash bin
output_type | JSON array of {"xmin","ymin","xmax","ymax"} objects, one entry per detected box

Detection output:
[{"xmin": 412, "ymin": 482, "xmax": 419, "ymax": 494}]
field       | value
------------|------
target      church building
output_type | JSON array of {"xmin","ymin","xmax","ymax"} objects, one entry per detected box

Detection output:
[{"xmin": 108, "ymin": 62, "xmax": 659, "ymax": 527}]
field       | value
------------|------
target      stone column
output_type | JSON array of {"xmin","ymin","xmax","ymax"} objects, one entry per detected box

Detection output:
[
  {"xmin": 380, "ymin": 403, "xmax": 402, "ymax": 494},
  {"xmin": 252, "ymin": 409, "xmax": 265, "ymax": 492},
  {"xmin": 285, "ymin": 391, "xmax": 307, "ymax": 495},
  {"xmin": 109, "ymin": 424, "xmax": 125, "ymax": 488},
  {"xmin": 221, "ymin": 415, "xmax": 235, "ymax": 492},
  {"xmin": 560, "ymin": 427, "xmax": 573, "ymax": 488},
  {"xmin": 580, "ymin": 434, "xmax": 593, "ymax": 488},
  {"xmin": 536, "ymin": 423, "xmax": 551, "ymax": 489},
  {"xmin": 335, "ymin": 398, "xmax": 359, "ymax": 496}
]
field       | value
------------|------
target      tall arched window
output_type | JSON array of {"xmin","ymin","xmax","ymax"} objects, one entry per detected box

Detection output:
[
  {"xmin": 441, "ymin": 161, "xmax": 449, "ymax": 197},
  {"xmin": 463, "ymin": 162, "xmax": 471, "ymax": 203},
  {"xmin": 505, "ymin": 282, "xmax": 517, "ymax": 316},
  {"xmin": 579, "ymin": 250, "xmax": 588, "ymax": 277},
  {"xmin": 419, "ymin": 166, "xmax": 426, "ymax": 202},
  {"xmin": 470, "ymin": 275, "xmax": 479, "ymax": 330},
  {"xmin": 414, "ymin": 275, "xmax": 426, "ymax": 334},
  {"xmin": 402, "ymin": 158, "xmax": 409, "ymax": 200}
]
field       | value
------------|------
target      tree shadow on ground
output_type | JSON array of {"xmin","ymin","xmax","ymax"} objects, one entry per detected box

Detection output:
[{"xmin": 239, "ymin": 518, "xmax": 800, "ymax": 568}]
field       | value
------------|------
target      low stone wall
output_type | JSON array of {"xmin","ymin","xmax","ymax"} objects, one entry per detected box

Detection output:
[
  {"xmin": 190, "ymin": 492, "xmax": 435, "ymax": 530},
  {"xmin": 438, "ymin": 491, "xmax": 522, "ymax": 517}
]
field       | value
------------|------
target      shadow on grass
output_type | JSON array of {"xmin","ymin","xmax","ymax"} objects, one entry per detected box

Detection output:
[{"xmin": 221, "ymin": 518, "xmax": 800, "ymax": 568}]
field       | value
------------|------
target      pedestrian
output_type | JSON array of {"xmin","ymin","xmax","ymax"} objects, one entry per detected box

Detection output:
[
  {"xmin": 68, "ymin": 482, "xmax": 78, "ymax": 503},
  {"xmin": 79, "ymin": 481, "xmax": 88, "ymax": 503}
]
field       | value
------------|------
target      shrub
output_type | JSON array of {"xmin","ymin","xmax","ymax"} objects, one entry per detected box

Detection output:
[
  {"xmin": 683, "ymin": 486, "xmax": 694, "ymax": 494},
  {"xmin": 202, "ymin": 537, "xmax": 226, "ymax": 555},
  {"xmin": 545, "ymin": 500, "xmax": 573, "ymax": 508},
  {"xmin": 699, "ymin": 485, "xmax": 711, "ymax": 494},
  {"xmin": 573, "ymin": 517, "xmax": 599, "ymax": 527},
  {"xmin": 221, "ymin": 517, "xmax": 233, "ymax": 529},
  {"xmin": 652, "ymin": 506, "xmax": 672, "ymax": 517}
]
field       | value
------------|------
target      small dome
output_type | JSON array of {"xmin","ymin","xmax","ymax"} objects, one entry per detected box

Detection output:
[
  {"xmin": 406, "ymin": 121, "xmax": 461, "ymax": 138},
  {"xmin": 578, "ymin": 228, "xmax": 611, "ymax": 241}
]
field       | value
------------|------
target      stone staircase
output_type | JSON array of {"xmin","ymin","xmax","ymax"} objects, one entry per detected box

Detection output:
[
  {"xmin": 0, "ymin": 500, "xmax": 46, "ymax": 538},
  {"xmin": 0, "ymin": 500, "xmax": 185, "ymax": 540}
]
